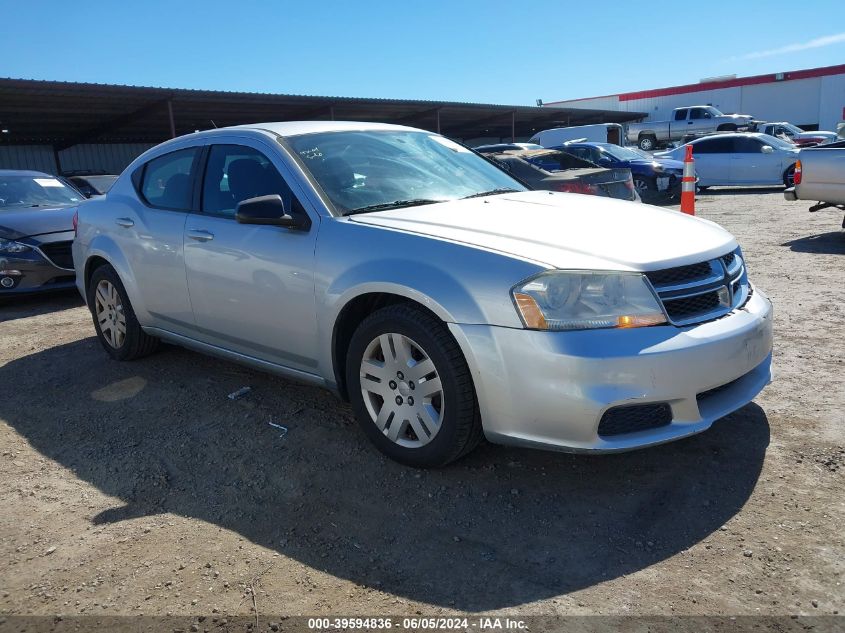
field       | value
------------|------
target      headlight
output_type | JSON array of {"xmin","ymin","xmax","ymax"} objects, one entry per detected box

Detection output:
[
  {"xmin": 511, "ymin": 271, "xmax": 667, "ymax": 331},
  {"xmin": 0, "ymin": 238, "xmax": 32, "ymax": 254}
]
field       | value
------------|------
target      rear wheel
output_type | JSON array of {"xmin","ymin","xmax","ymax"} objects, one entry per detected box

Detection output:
[
  {"xmin": 638, "ymin": 135, "xmax": 657, "ymax": 151},
  {"xmin": 346, "ymin": 304, "xmax": 482, "ymax": 467},
  {"xmin": 87, "ymin": 264, "xmax": 159, "ymax": 361}
]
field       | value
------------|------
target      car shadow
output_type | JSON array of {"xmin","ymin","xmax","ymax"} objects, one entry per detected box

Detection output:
[
  {"xmin": 700, "ymin": 187, "xmax": 784, "ymax": 196},
  {"xmin": 0, "ymin": 339, "xmax": 770, "ymax": 611},
  {"xmin": 781, "ymin": 231, "xmax": 845, "ymax": 254},
  {"xmin": 0, "ymin": 290, "xmax": 84, "ymax": 323}
]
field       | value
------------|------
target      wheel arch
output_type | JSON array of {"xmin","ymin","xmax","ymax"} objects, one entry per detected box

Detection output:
[
  {"xmin": 81, "ymin": 236, "xmax": 147, "ymax": 320},
  {"xmin": 329, "ymin": 289, "xmax": 455, "ymax": 401}
]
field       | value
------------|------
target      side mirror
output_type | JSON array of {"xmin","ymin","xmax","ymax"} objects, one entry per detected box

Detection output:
[
  {"xmin": 597, "ymin": 156, "xmax": 613, "ymax": 165},
  {"xmin": 761, "ymin": 145, "xmax": 774, "ymax": 154},
  {"xmin": 235, "ymin": 194, "xmax": 307, "ymax": 229}
]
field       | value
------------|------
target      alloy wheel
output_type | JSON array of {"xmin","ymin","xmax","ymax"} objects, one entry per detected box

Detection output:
[
  {"xmin": 94, "ymin": 279, "xmax": 126, "ymax": 348},
  {"xmin": 359, "ymin": 332, "xmax": 444, "ymax": 448}
]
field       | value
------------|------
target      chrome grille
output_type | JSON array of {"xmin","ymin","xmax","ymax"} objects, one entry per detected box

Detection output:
[{"xmin": 646, "ymin": 249, "xmax": 749, "ymax": 326}]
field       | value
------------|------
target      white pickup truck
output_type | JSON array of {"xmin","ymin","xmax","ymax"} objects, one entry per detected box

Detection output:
[
  {"xmin": 784, "ymin": 141, "xmax": 845, "ymax": 229},
  {"xmin": 626, "ymin": 106, "xmax": 755, "ymax": 151}
]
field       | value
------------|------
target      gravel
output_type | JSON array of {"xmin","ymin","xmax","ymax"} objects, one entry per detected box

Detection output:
[{"xmin": 0, "ymin": 188, "xmax": 842, "ymax": 617}]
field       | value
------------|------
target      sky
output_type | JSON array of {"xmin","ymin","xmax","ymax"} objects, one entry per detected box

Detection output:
[{"xmin": 2, "ymin": 0, "xmax": 844, "ymax": 105}]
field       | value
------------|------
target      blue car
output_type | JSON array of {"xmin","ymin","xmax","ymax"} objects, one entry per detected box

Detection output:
[{"xmin": 552, "ymin": 143, "xmax": 686, "ymax": 202}]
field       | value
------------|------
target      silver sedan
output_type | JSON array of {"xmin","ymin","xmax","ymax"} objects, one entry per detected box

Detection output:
[{"xmin": 73, "ymin": 122, "xmax": 773, "ymax": 466}]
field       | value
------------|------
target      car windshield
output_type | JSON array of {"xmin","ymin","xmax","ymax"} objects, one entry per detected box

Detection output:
[
  {"xmin": 780, "ymin": 123, "xmax": 804, "ymax": 134},
  {"xmin": 287, "ymin": 130, "xmax": 527, "ymax": 215},
  {"xmin": 0, "ymin": 174, "xmax": 82, "ymax": 209},
  {"xmin": 758, "ymin": 134, "xmax": 795, "ymax": 150},
  {"xmin": 599, "ymin": 145, "xmax": 646, "ymax": 161},
  {"xmin": 706, "ymin": 106, "xmax": 724, "ymax": 116},
  {"xmin": 82, "ymin": 175, "xmax": 118, "ymax": 194}
]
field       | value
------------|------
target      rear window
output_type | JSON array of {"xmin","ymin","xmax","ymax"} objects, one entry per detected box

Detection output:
[
  {"xmin": 674, "ymin": 109, "xmax": 689, "ymax": 121},
  {"xmin": 140, "ymin": 148, "xmax": 199, "ymax": 210}
]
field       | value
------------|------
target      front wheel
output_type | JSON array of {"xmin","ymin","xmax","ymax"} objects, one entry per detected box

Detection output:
[
  {"xmin": 87, "ymin": 264, "xmax": 159, "ymax": 361},
  {"xmin": 346, "ymin": 304, "xmax": 482, "ymax": 467},
  {"xmin": 633, "ymin": 177, "xmax": 656, "ymax": 199},
  {"xmin": 783, "ymin": 164, "xmax": 796, "ymax": 187}
]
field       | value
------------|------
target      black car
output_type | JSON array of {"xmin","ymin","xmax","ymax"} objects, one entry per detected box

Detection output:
[
  {"xmin": 486, "ymin": 149, "xmax": 639, "ymax": 202},
  {"xmin": 67, "ymin": 174, "xmax": 118, "ymax": 198},
  {"xmin": 0, "ymin": 170, "xmax": 81, "ymax": 295}
]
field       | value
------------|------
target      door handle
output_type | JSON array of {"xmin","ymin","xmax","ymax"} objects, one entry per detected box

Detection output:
[
  {"xmin": 187, "ymin": 229, "xmax": 214, "ymax": 242},
  {"xmin": 115, "ymin": 217, "xmax": 134, "ymax": 228}
]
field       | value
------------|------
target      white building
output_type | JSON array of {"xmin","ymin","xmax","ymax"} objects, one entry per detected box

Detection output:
[{"xmin": 546, "ymin": 64, "xmax": 845, "ymax": 131}]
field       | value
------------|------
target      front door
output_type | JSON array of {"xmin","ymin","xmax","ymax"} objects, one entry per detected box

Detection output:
[
  {"xmin": 730, "ymin": 136, "xmax": 782, "ymax": 185},
  {"xmin": 183, "ymin": 141, "xmax": 320, "ymax": 373}
]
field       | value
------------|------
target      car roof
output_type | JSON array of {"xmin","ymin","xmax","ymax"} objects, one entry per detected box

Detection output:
[
  {"xmin": 0, "ymin": 169, "xmax": 55, "ymax": 177},
  {"xmin": 488, "ymin": 148, "xmax": 570, "ymax": 158},
  {"xmin": 689, "ymin": 132, "xmax": 766, "ymax": 142},
  {"xmin": 225, "ymin": 120, "xmax": 420, "ymax": 138}
]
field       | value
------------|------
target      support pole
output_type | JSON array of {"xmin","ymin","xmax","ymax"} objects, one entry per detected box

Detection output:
[
  {"xmin": 167, "ymin": 100, "xmax": 176, "ymax": 138},
  {"xmin": 436, "ymin": 108, "xmax": 441, "ymax": 134}
]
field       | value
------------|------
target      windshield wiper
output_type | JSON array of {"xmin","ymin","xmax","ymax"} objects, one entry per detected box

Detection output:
[
  {"xmin": 344, "ymin": 199, "xmax": 442, "ymax": 215},
  {"xmin": 461, "ymin": 188, "xmax": 520, "ymax": 199}
]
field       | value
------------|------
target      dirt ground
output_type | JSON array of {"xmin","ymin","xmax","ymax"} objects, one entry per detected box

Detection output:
[{"xmin": 0, "ymin": 189, "xmax": 843, "ymax": 623}]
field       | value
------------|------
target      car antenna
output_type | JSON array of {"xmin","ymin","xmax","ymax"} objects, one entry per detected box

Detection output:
[{"xmin": 210, "ymin": 120, "xmax": 218, "ymax": 129}]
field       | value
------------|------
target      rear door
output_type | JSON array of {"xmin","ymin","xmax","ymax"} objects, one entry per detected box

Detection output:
[
  {"xmin": 183, "ymin": 139, "xmax": 320, "ymax": 373},
  {"xmin": 689, "ymin": 137, "xmax": 733, "ymax": 185},
  {"xmin": 117, "ymin": 146, "xmax": 203, "ymax": 334}
]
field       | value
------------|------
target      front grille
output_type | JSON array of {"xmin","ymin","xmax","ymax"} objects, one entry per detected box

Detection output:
[
  {"xmin": 598, "ymin": 403, "xmax": 672, "ymax": 437},
  {"xmin": 39, "ymin": 241, "xmax": 74, "ymax": 270},
  {"xmin": 645, "ymin": 261, "xmax": 712, "ymax": 287},
  {"xmin": 645, "ymin": 249, "xmax": 748, "ymax": 326},
  {"xmin": 663, "ymin": 291, "xmax": 722, "ymax": 320}
]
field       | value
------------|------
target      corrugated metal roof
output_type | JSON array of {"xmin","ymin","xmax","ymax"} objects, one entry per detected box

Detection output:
[{"xmin": 0, "ymin": 78, "xmax": 644, "ymax": 147}]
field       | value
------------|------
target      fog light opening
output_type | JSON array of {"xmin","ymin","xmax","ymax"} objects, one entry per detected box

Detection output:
[{"xmin": 1, "ymin": 276, "xmax": 15, "ymax": 288}]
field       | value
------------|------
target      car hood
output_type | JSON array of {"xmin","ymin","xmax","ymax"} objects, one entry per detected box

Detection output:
[
  {"xmin": 726, "ymin": 114, "xmax": 754, "ymax": 120},
  {"xmin": 794, "ymin": 131, "xmax": 837, "ymax": 140},
  {"xmin": 0, "ymin": 206, "xmax": 76, "ymax": 240},
  {"xmin": 348, "ymin": 191, "xmax": 736, "ymax": 271},
  {"xmin": 629, "ymin": 158, "xmax": 685, "ymax": 170}
]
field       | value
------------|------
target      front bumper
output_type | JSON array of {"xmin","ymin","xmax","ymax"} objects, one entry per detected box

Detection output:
[
  {"xmin": 449, "ymin": 288, "xmax": 773, "ymax": 453},
  {"xmin": 0, "ymin": 242, "xmax": 76, "ymax": 295}
]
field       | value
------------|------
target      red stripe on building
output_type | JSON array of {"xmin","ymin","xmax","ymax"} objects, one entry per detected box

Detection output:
[{"xmin": 544, "ymin": 64, "xmax": 845, "ymax": 106}]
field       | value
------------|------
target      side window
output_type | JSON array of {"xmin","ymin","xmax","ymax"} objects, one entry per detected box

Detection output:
[
  {"xmin": 689, "ymin": 108, "xmax": 705, "ymax": 120},
  {"xmin": 734, "ymin": 137, "xmax": 763, "ymax": 153},
  {"xmin": 693, "ymin": 138, "xmax": 734, "ymax": 154},
  {"xmin": 674, "ymin": 109, "xmax": 688, "ymax": 121},
  {"xmin": 201, "ymin": 144, "xmax": 304, "ymax": 218},
  {"xmin": 140, "ymin": 148, "xmax": 199, "ymax": 210}
]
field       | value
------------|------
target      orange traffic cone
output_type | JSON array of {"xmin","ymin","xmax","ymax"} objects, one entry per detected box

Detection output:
[{"xmin": 680, "ymin": 145, "xmax": 696, "ymax": 215}]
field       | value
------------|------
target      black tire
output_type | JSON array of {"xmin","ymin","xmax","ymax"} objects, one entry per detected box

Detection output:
[
  {"xmin": 783, "ymin": 164, "xmax": 796, "ymax": 187},
  {"xmin": 345, "ymin": 303, "xmax": 482, "ymax": 467},
  {"xmin": 638, "ymin": 135, "xmax": 657, "ymax": 151},
  {"xmin": 633, "ymin": 176, "xmax": 656, "ymax": 200},
  {"xmin": 87, "ymin": 264, "xmax": 159, "ymax": 361}
]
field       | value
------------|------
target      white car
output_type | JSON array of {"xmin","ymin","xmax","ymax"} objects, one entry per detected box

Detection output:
[{"xmin": 656, "ymin": 133, "xmax": 799, "ymax": 188}]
